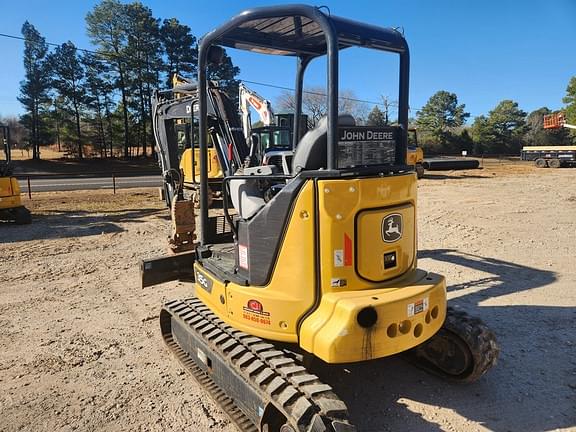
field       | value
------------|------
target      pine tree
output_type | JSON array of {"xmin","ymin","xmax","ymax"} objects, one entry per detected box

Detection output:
[
  {"xmin": 367, "ymin": 106, "xmax": 387, "ymax": 126},
  {"xmin": 486, "ymin": 100, "xmax": 526, "ymax": 153},
  {"xmin": 48, "ymin": 42, "xmax": 86, "ymax": 159},
  {"xmin": 125, "ymin": 2, "xmax": 163, "ymax": 157},
  {"xmin": 86, "ymin": 0, "xmax": 131, "ymax": 158},
  {"xmin": 83, "ymin": 53, "xmax": 114, "ymax": 157},
  {"xmin": 416, "ymin": 91, "xmax": 469, "ymax": 148},
  {"xmin": 18, "ymin": 21, "xmax": 51, "ymax": 159},
  {"xmin": 208, "ymin": 50, "xmax": 240, "ymax": 107},
  {"xmin": 471, "ymin": 100, "xmax": 526, "ymax": 154},
  {"xmin": 562, "ymin": 76, "xmax": 576, "ymax": 143},
  {"xmin": 160, "ymin": 18, "xmax": 197, "ymax": 86}
]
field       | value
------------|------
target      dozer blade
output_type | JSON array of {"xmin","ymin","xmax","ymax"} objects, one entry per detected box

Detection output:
[
  {"xmin": 404, "ymin": 306, "xmax": 499, "ymax": 383},
  {"xmin": 160, "ymin": 298, "xmax": 355, "ymax": 432}
]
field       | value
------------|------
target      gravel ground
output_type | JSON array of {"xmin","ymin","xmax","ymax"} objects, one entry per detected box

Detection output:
[{"xmin": 1, "ymin": 161, "xmax": 574, "ymax": 432}]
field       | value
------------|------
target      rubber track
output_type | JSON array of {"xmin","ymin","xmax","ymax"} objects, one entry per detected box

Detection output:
[
  {"xmin": 406, "ymin": 306, "xmax": 500, "ymax": 383},
  {"xmin": 161, "ymin": 298, "xmax": 355, "ymax": 432}
]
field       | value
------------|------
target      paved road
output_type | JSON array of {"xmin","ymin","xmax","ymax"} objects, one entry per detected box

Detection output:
[{"xmin": 18, "ymin": 175, "xmax": 162, "ymax": 193}]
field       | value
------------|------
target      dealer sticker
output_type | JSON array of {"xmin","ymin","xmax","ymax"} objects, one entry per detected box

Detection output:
[
  {"xmin": 407, "ymin": 297, "xmax": 429, "ymax": 317},
  {"xmin": 242, "ymin": 299, "xmax": 271, "ymax": 326}
]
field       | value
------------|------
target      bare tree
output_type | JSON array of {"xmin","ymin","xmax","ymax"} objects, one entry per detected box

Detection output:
[
  {"xmin": 380, "ymin": 95, "xmax": 398, "ymax": 125},
  {"xmin": 276, "ymin": 86, "xmax": 367, "ymax": 126}
]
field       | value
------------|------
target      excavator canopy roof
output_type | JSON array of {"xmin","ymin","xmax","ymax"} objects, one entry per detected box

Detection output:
[{"xmin": 206, "ymin": 4, "xmax": 408, "ymax": 57}]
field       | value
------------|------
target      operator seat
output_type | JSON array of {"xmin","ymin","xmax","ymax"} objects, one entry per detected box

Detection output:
[
  {"xmin": 292, "ymin": 114, "xmax": 356, "ymax": 173},
  {"xmin": 230, "ymin": 114, "xmax": 356, "ymax": 220},
  {"xmin": 229, "ymin": 165, "xmax": 275, "ymax": 220}
]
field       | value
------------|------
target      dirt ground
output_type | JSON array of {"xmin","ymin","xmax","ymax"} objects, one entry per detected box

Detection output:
[{"xmin": 1, "ymin": 160, "xmax": 575, "ymax": 432}]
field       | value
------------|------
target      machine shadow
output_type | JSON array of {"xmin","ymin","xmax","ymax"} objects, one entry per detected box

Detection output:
[
  {"xmin": 310, "ymin": 250, "xmax": 574, "ymax": 432},
  {"xmin": 0, "ymin": 208, "xmax": 166, "ymax": 243},
  {"xmin": 418, "ymin": 249, "xmax": 557, "ymax": 300}
]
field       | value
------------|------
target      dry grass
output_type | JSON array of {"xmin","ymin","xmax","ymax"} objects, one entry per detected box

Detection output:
[
  {"xmin": 21, "ymin": 187, "xmax": 163, "ymax": 214},
  {"xmin": 11, "ymin": 144, "xmax": 152, "ymax": 161},
  {"xmin": 10, "ymin": 145, "xmax": 66, "ymax": 160}
]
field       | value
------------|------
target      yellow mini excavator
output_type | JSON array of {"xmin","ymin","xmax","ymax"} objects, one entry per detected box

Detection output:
[
  {"xmin": 142, "ymin": 5, "xmax": 499, "ymax": 431},
  {"xmin": 153, "ymin": 76, "xmax": 305, "ymax": 251},
  {"xmin": 0, "ymin": 125, "xmax": 31, "ymax": 224},
  {"xmin": 152, "ymin": 76, "xmax": 250, "ymax": 251},
  {"xmin": 407, "ymin": 128, "xmax": 425, "ymax": 178}
]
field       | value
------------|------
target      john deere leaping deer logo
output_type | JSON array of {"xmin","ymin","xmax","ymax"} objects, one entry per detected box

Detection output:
[{"xmin": 382, "ymin": 214, "xmax": 402, "ymax": 243}]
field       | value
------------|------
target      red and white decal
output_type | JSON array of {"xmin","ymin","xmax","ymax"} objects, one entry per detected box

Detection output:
[
  {"xmin": 407, "ymin": 297, "xmax": 429, "ymax": 317},
  {"xmin": 247, "ymin": 299, "xmax": 263, "ymax": 312},
  {"xmin": 242, "ymin": 299, "xmax": 271, "ymax": 325}
]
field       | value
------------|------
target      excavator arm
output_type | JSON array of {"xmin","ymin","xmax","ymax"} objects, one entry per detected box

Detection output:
[
  {"xmin": 152, "ymin": 77, "xmax": 249, "ymax": 207},
  {"xmin": 152, "ymin": 77, "xmax": 250, "ymax": 252},
  {"xmin": 239, "ymin": 82, "xmax": 275, "ymax": 144}
]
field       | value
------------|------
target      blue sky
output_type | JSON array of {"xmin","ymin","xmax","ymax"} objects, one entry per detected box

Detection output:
[{"xmin": 1, "ymin": 0, "xmax": 575, "ymax": 121}]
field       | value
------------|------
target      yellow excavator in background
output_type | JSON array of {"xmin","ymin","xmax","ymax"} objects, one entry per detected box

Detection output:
[
  {"xmin": 0, "ymin": 125, "xmax": 31, "ymax": 225},
  {"xmin": 169, "ymin": 74, "xmax": 225, "ymax": 185},
  {"xmin": 153, "ymin": 77, "xmax": 307, "ymax": 251},
  {"xmin": 142, "ymin": 6, "xmax": 499, "ymax": 431},
  {"xmin": 152, "ymin": 75, "xmax": 251, "ymax": 250},
  {"xmin": 407, "ymin": 128, "xmax": 425, "ymax": 178}
]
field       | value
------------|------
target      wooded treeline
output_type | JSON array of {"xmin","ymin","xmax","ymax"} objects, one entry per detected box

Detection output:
[
  {"xmin": 276, "ymin": 78, "xmax": 576, "ymax": 156},
  {"xmin": 364, "ymin": 80, "xmax": 576, "ymax": 155},
  {"xmin": 17, "ymin": 0, "xmax": 239, "ymax": 160},
  {"xmin": 13, "ymin": 0, "xmax": 576, "ymax": 159}
]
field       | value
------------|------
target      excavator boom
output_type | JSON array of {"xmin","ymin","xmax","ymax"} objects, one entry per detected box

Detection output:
[
  {"xmin": 152, "ymin": 78, "xmax": 249, "ymax": 207},
  {"xmin": 239, "ymin": 82, "xmax": 276, "ymax": 142}
]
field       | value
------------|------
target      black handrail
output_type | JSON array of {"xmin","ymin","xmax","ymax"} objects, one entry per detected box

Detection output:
[{"xmin": 196, "ymin": 4, "xmax": 410, "ymax": 246}]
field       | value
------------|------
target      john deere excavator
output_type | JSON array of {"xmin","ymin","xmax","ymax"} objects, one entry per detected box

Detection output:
[
  {"xmin": 152, "ymin": 76, "xmax": 250, "ymax": 250},
  {"xmin": 0, "ymin": 125, "xmax": 31, "ymax": 224},
  {"xmin": 153, "ymin": 75, "xmax": 249, "ymax": 207},
  {"xmin": 142, "ymin": 5, "xmax": 499, "ymax": 431},
  {"xmin": 407, "ymin": 128, "xmax": 425, "ymax": 178},
  {"xmin": 153, "ymin": 77, "xmax": 307, "ymax": 250}
]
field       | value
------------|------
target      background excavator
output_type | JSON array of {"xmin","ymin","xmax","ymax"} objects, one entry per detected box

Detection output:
[
  {"xmin": 0, "ymin": 125, "xmax": 31, "ymax": 224},
  {"xmin": 239, "ymin": 82, "xmax": 308, "ymax": 174},
  {"xmin": 153, "ymin": 75, "xmax": 247, "ymax": 206},
  {"xmin": 407, "ymin": 128, "xmax": 425, "ymax": 178},
  {"xmin": 154, "ymin": 78, "xmax": 306, "ymax": 250},
  {"xmin": 152, "ymin": 76, "xmax": 250, "ymax": 250},
  {"xmin": 143, "ymin": 7, "xmax": 498, "ymax": 431}
]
